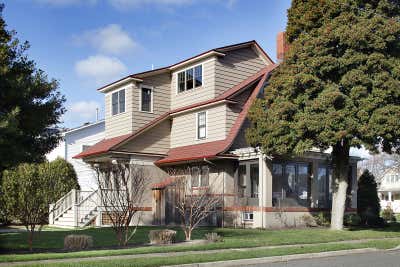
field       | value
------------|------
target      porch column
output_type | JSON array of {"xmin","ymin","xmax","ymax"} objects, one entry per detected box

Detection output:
[
  {"xmin": 351, "ymin": 165, "xmax": 358, "ymax": 209},
  {"xmin": 310, "ymin": 160, "xmax": 319, "ymax": 208},
  {"xmin": 258, "ymin": 153, "xmax": 272, "ymax": 228},
  {"xmin": 389, "ymin": 191, "xmax": 392, "ymax": 202}
]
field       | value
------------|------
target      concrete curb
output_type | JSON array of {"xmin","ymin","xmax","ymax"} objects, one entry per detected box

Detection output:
[{"xmin": 162, "ymin": 248, "xmax": 379, "ymax": 267}]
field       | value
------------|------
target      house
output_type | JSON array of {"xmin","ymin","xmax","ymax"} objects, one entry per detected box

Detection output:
[
  {"xmin": 46, "ymin": 120, "xmax": 105, "ymax": 190},
  {"xmin": 378, "ymin": 167, "xmax": 400, "ymax": 213},
  {"xmin": 49, "ymin": 34, "xmax": 359, "ymax": 228}
]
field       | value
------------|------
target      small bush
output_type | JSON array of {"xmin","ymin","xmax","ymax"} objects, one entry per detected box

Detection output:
[
  {"xmin": 64, "ymin": 235, "xmax": 93, "ymax": 250},
  {"xmin": 313, "ymin": 212, "xmax": 331, "ymax": 227},
  {"xmin": 300, "ymin": 214, "xmax": 317, "ymax": 227},
  {"xmin": 344, "ymin": 213, "xmax": 361, "ymax": 226},
  {"xmin": 149, "ymin": 229, "xmax": 176, "ymax": 245},
  {"xmin": 205, "ymin": 232, "xmax": 223, "ymax": 242},
  {"xmin": 382, "ymin": 207, "xmax": 397, "ymax": 223},
  {"xmin": 369, "ymin": 216, "xmax": 386, "ymax": 228}
]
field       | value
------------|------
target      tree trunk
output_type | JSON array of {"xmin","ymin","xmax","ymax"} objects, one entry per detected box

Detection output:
[
  {"xmin": 184, "ymin": 228, "xmax": 191, "ymax": 241},
  {"xmin": 330, "ymin": 141, "xmax": 350, "ymax": 230},
  {"xmin": 28, "ymin": 226, "xmax": 34, "ymax": 251}
]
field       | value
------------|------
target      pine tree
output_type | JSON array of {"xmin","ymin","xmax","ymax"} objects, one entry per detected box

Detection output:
[
  {"xmin": 0, "ymin": 4, "xmax": 65, "ymax": 172},
  {"xmin": 247, "ymin": 0, "xmax": 400, "ymax": 229}
]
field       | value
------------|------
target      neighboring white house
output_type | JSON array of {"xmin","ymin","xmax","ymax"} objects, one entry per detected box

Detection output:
[
  {"xmin": 378, "ymin": 167, "xmax": 400, "ymax": 213},
  {"xmin": 46, "ymin": 120, "xmax": 105, "ymax": 190}
]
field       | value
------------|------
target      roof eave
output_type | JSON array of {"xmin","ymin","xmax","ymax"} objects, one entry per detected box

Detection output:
[{"xmin": 98, "ymin": 77, "xmax": 143, "ymax": 93}]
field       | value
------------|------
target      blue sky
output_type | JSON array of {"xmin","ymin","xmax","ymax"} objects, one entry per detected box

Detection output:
[{"xmin": 2, "ymin": 0, "xmax": 291, "ymax": 128}]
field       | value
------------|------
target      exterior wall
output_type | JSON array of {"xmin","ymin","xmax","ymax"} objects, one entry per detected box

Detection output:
[
  {"xmin": 170, "ymin": 57, "xmax": 217, "ymax": 109},
  {"xmin": 119, "ymin": 120, "xmax": 171, "ymax": 155},
  {"xmin": 214, "ymin": 47, "xmax": 267, "ymax": 96},
  {"xmin": 46, "ymin": 139, "xmax": 66, "ymax": 161},
  {"xmin": 170, "ymin": 104, "xmax": 229, "ymax": 148},
  {"xmin": 65, "ymin": 122, "xmax": 105, "ymax": 190},
  {"xmin": 105, "ymin": 82, "xmax": 135, "ymax": 138},
  {"xmin": 133, "ymin": 73, "xmax": 171, "ymax": 128}
]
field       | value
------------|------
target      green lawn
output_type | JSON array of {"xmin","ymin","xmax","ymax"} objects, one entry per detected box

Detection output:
[
  {"xmin": 15, "ymin": 239, "xmax": 400, "ymax": 267},
  {"xmin": 1, "ymin": 224, "xmax": 400, "ymax": 263}
]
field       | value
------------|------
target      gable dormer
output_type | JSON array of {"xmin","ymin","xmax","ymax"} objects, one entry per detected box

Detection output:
[{"xmin": 170, "ymin": 41, "xmax": 272, "ymax": 110}]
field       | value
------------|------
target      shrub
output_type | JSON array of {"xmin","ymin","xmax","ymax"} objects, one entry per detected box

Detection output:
[
  {"xmin": 313, "ymin": 212, "xmax": 331, "ymax": 227},
  {"xmin": 366, "ymin": 216, "xmax": 386, "ymax": 228},
  {"xmin": 300, "ymin": 214, "xmax": 317, "ymax": 227},
  {"xmin": 344, "ymin": 213, "xmax": 361, "ymax": 226},
  {"xmin": 64, "ymin": 235, "xmax": 93, "ymax": 250},
  {"xmin": 357, "ymin": 170, "xmax": 380, "ymax": 225},
  {"xmin": 149, "ymin": 229, "xmax": 176, "ymax": 245},
  {"xmin": 205, "ymin": 232, "xmax": 223, "ymax": 242},
  {"xmin": 382, "ymin": 207, "xmax": 396, "ymax": 223}
]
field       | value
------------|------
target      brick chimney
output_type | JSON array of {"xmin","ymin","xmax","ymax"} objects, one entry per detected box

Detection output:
[{"xmin": 276, "ymin": 32, "xmax": 289, "ymax": 62}]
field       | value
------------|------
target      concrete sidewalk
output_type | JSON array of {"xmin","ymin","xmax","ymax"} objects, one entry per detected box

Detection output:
[{"xmin": 2, "ymin": 237, "xmax": 400, "ymax": 266}]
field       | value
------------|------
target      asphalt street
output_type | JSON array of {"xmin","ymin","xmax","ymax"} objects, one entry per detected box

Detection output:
[{"xmin": 238, "ymin": 250, "xmax": 400, "ymax": 267}]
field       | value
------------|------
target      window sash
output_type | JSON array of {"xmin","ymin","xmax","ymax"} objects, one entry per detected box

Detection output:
[
  {"xmin": 141, "ymin": 88, "xmax": 152, "ymax": 112},
  {"xmin": 119, "ymin": 89, "xmax": 125, "ymax": 113},
  {"xmin": 191, "ymin": 167, "xmax": 200, "ymax": 187},
  {"xmin": 112, "ymin": 92, "xmax": 118, "ymax": 115},
  {"xmin": 201, "ymin": 166, "xmax": 209, "ymax": 186},
  {"xmin": 177, "ymin": 64, "xmax": 202, "ymax": 93},
  {"xmin": 178, "ymin": 72, "xmax": 185, "ymax": 93},
  {"xmin": 194, "ymin": 65, "xmax": 202, "ymax": 87},
  {"xmin": 197, "ymin": 112, "xmax": 206, "ymax": 139},
  {"xmin": 186, "ymin": 68, "xmax": 194, "ymax": 90}
]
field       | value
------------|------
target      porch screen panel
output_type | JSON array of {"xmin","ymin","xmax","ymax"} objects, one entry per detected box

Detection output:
[
  {"xmin": 272, "ymin": 162, "xmax": 310, "ymax": 207},
  {"xmin": 250, "ymin": 164, "xmax": 259, "ymax": 198}
]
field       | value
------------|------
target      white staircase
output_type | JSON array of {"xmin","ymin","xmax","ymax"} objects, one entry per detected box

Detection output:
[{"xmin": 49, "ymin": 189, "xmax": 100, "ymax": 228}]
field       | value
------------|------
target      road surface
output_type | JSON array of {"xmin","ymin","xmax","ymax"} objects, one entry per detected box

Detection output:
[{"xmin": 242, "ymin": 250, "xmax": 400, "ymax": 267}]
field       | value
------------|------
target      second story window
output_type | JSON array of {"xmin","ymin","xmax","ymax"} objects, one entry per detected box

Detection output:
[
  {"xmin": 177, "ymin": 64, "xmax": 202, "ymax": 93},
  {"xmin": 197, "ymin": 111, "xmax": 207, "ymax": 140},
  {"xmin": 112, "ymin": 89, "xmax": 125, "ymax": 116},
  {"xmin": 140, "ymin": 87, "xmax": 153, "ymax": 112}
]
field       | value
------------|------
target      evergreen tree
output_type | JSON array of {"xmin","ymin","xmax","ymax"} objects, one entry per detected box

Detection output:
[
  {"xmin": 247, "ymin": 0, "xmax": 400, "ymax": 229},
  {"xmin": 0, "ymin": 4, "xmax": 65, "ymax": 172},
  {"xmin": 357, "ymin": 170, "xmax": 381, "ymax": 225}
]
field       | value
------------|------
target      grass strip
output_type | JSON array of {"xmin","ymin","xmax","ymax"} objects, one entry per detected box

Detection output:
[{"xmin": 14, "ymin": 239, "xmax": 400, "ymax": 267}]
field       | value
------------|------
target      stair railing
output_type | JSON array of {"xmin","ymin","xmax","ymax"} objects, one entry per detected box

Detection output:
[
  {"xmin": 52, "ymin": 189, "xmax": 76, "ymax": 221},
  {"xmin": 76, "ymin": 189, "xmax": 99, "ymax": 226}
]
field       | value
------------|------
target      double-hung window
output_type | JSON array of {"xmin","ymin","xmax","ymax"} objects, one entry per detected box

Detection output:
[
  {"xmin": 243, "ymin": 212, "xmax": 254, "ymax": 221},
  {"xmin": 197, "ymin": 111, "xmax": 207, "ymax": 140},
  {"xmin": 111, "ymin": 89, "xmax": 125, "ymax": 115},
  {"xmin": 177, "ymin": 64, "xmax": 202, "ymax": 93},
  {"xmin": 140, "ymin": 87, "xmax": 153, "ymax": 112}
]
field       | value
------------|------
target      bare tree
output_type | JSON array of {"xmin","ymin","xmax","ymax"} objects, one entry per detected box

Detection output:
[
  {"xmin": 93, "ymin": 161, "xmax": 147, "ymax": 246},
  {"xmin": 360, "ymin": 154, "xmax": 400, "ymax": 183},
  {"xmin": 166, "ymin": 166, "xmax": 222, "ymax": 241}
]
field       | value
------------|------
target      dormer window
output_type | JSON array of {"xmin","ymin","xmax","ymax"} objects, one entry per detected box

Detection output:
[
  {"xmin": 112, "ymin": 89, "xmax": 125, "ymax": 116},
  {"xmin": 177, "ymin": 64, "xmax": 202, "ymax": 93}
]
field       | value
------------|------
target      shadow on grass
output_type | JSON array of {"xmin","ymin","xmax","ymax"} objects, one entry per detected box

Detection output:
[
  {"xmin": 0, "ymin": 226, "xmax": 218, "ymax": 254},
  {"xmin": 347, "ymin": 222, "xmax": 400, "ymax": 232}
]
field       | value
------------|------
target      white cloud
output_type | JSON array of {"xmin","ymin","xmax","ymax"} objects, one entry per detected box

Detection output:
[
  {"xmin": 75, "ymin": 55, "xmax": 127, "ymax": 85},
  {"xmin": 34, "ymin": 0, "xmax": 97, "ymax": 6},
  {"xmin": 74, "ymin": 24, "xmax": 137, "ymax": 55},
  {"xmin": 68, "ymin": 101, "xmax": 101, "ymax": 120},
  {"xmin": 108, "ymin": 0, "xmax": 194, "ymax": 9}
]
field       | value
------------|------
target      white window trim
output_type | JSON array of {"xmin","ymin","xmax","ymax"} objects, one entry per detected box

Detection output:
[
  {"xmin": 110, "ymin": 88, "xmax": 127, "ymax": 117},
  {"xmin": 176, "ymin": 63, "xmax": 204, "ymax": 95},
  {"xmin": 139, "ymin": 85, "xmax": 154, "ymax": 113},
  {"xmin": 196, "ymin": 111, "xmax": 207, "ymax": 140},
  {"xmin": 242, "ymin": 212, "xmax": 254, "ymax": 222}
]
